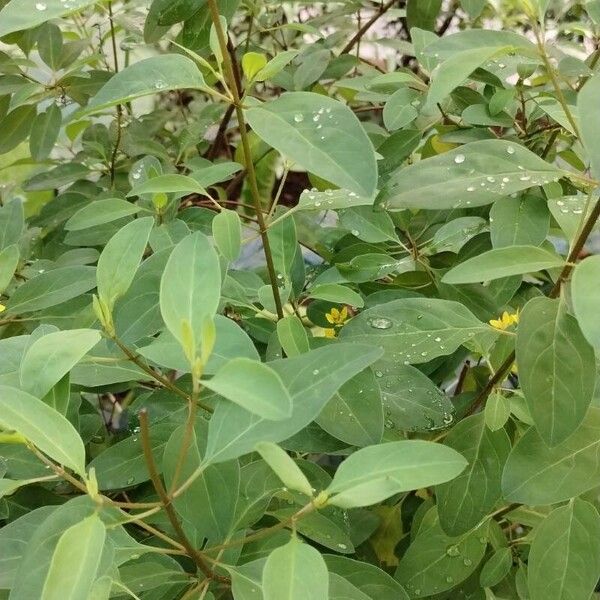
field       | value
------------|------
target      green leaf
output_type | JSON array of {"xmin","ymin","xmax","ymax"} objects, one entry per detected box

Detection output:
[
  {"xmin": 203, "ymin": 357, "xmax": 293, "ymax": 420},
  {"xmin": 484, "ymin": 392, "xmax": 511, "ymax": 431},
  {"xmin": 572, "ymin": 255, "xmax": 600, "ymax": 349},
  {"xmin": 578, "ymin": 66, "xmax": 600, "ymax": 179},
  {"xmin": 128, "ymin": 174, "xmax": 208, "ymax": 197},
  {"xmin": 160, "ymin": 231, "xmax": 221, "ymax": 363},
  {"xmin": 489, "ymin": 195, "xmax": 549, "ymax": 248},
  {"xmin": 20, "ymin": 328, "xmax": 100, "ymax": 398},
  {"xmin": 308, "ymin": 284, "xmax": 364, "ymax": 308},
  {"xmin": 502, "ymin": 407, "xmax": 600, "ymax": 504},
  {"xmin": 255, "ymin": 442, "xmax": 313, "ymax": 496},
  {"xmin": 340, "ymin": 298, "xmax": 489, "ymax": 364},
  {"xmin": 395, "ymin": 509, "xmax": 488, "ymax": 597},
  {"xmin": 379, "ymin": 140, "xmax": 562, "ymax": 210},
  {"xmin": 528, "ymin": 499, "xmax": 600, "ymax": 600},
  {"xmin": 262, "ymin": 536, "xmax": 329, "ymax": 600},
  {"xmin": 29, "ymin": 104, "xmax": 62, "ymax": 161},
  {"xmin": 212, "ymin": 208, "xmax": 242, "ymax": 261},
  {"xmin": 97, "ymin": 217, "xmax": 154, "ymax": 311},
  {"xmin": 6, "ymin": 266, "xmax": 97, "ymax": 315},
  {"xmin": 0, "ymin": 200, "xmax": 24, "ymax": 251},
  {"xmin": 76, "ymin": 55, "xmax": 207, "ymax": 117},
  {"xmin": 407, "ymin": 0, "xmax": 442, "ymax": 30},
  {"xmin": 0, "ymin": 385, "xmax": 85, "ymax": 476},
  {"xmin": 376, "ymin": 362, "xmax": 455, "ymax": 433},
  {"xmin": 0, "ymin": 105, "xmax": 36, "ymax": 154},
  {"xmin": 162, "ymin": 423, "xmax": 239, "ymax": 543},
  {"xmin": 295, "ymin": 188, "xmax": 373, "ymax": 212},
  {"xmin": 204, "ymin": 343, "xmax": 383, "ymax": 464},
  {"xmin": 316, "ymin": 368, "xmax": 383, "ymax": 447},
  {"xmin": 326, "ymin": 440, "xmax": 467, "ymax": 508},
  {"xmin": 276, "ymin": 315, "xmax": 310, "ymax": 357},
  {"xmin": 425, "ymin": 46, "xmax": 510, "ymax": 110},
  {"xmin": 41, "ymin": 514, "xmax": 106, "ymax": 600},
  {"xmin": 245, "ymin": 92, "xmax": 377, "ymax": 197},
  {"xmin": 325, "ymin": 555, "xmax": 409, "ymax": 600},
  {"xmin": 479, "ymin": 548, "xmax": 512, "ymax": 588},
  {"xmin": 89, "ymin": 423, "xmax": 174, "ymax": 489},
  {"xmin": 0, "ymin": 244, "xmax": 19, "ymax": 294},
  {"xmin": 65, "ymin": 198, "xmax": 143, "ymax": 231},
  {"xmin": 339, "ymin": 206, "xmax": 399, "ymax": 243},
  {"xmin": 382, "ymin": 88, "xmax": 419, "ymax": 131},
  {"xmin": 242, "ymin": 52, "xmax": 268, "ymax": 81},
  {"xmin": 8, "ymin": 497, "xmax": 96, "ymax": 599},
  {"xmin": 436, "ymin": 413, "xmax": 511, "ymax": 535},
  {"xmin": 0, "ymin": 0, "xmax": 100, "ymax": 36},
  {"xmin": 516, "ymin": 297, "xmax": 595, "ymax": 446},
  {"xmin": 443, "ymin": 245, "xmax": 563, "ymax": 284}
]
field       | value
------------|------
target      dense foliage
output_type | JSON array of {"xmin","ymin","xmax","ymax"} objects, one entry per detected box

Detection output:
[{"xmin": 1, "ymin": 0, "xmax": 600, "ymax": 598}]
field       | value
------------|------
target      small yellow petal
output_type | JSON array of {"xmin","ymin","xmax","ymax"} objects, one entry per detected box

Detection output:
[
  {"xmin": 511, "ymin": 310, "xmax": 520, "ymax": 324},
  {"xmin": 324, "ymin": 328, "xmax": 336, "ymax": 338},
  {"xmin": 489, "ymin": 318, "xmax": 505, "ymax": 330},
  {"xmin": 340, "ymin": 306, "xmax": 348, "ymax": 322},
  {"xmin": 0, "ymin": 303, "xmax": 5, "ymax": 314},
  {"xmin": 330, "ymin": 307, "xmax": 340, "ymax": 320},
  {"xmin": 325, "ymin": 313, "xmax": 335, "ymax": 324}
]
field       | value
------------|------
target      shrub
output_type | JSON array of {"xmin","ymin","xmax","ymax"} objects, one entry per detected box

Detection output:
[{"xmin": 1, "ymin": 0, "xmax": 600, "ymax": 598}]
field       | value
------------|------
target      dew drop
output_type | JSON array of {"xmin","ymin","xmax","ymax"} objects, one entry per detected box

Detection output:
[
  {"xmin": 369, "ymin": 317, "xmax": 392, "ymax": 330},
  {"xmin": 35, "ymin": 1, "xmax": 46, "ymax": 9},
  {"xmin": 446, "ymin": 545, "xmax": 460, "ymax": 557},
  {"xmin": 466, "ymin": 186, "xmax": 475, "ymax": 192},
  {"xmin": 454, "ymin": 154, "xmax": 466, "ymax": 164},
  {"xmin": 506, "ymin": 145, "xmax": 516, "ymax": 155},
  {"xmin": 463, "ymin": 558, "xmax": 472, "ymax": 566},
  {"xmin": 312, "ymin": 369, "xmax": 319, "ymax": 375},
  {"xmin": 294, "ymin": 113, "xmax": 304, "ymax": 123},
  {"xmin": 446, "ymin": 576, "xmax": 454, "ymax": 583}
]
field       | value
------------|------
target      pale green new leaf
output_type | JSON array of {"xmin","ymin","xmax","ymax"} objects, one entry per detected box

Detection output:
[
  {"xmin": 20, "ymin": 328, "xmax": 100, "ymax": 398},
  {"xmin": 97, "ymin": 217, "xmax": 154, "ymax": 310},
  {"xmin": 262, "ymin": 536, "xmax": 329, "ymax": 600},
  {"xmin": 326, "ymin": 440, "xmax": 467, "ymax": 508},
  {"xmin": 212, "ymin": 208, "xmax": 242, "ymax": 261},
  {"xmin": 443, "ymin": 245, "xmax": 563, "ymax": 284},
  {"xmin": 255, "ymin": 442, "xmax": 313, "ymax": 496},
  {"xmin": 276, "ymin": 315, "xmax": 310, "ymax": 357},
  {"xmin": 202, "ymin": 357, "xmax": 293, "ymax": 420},
  {"xmin": 245, "ymin": 92, "xmax": 377, "ymax": 197},
  {"xmin": 159, "ymin": 231, "xmax": 221, "ymax": 361},
  {"xmin": 528, "ymin": 499, "xmax": 600, "ymax": 600},
  {"xmin": 0, "ymin": 244, "xmax": 19, "ymax": 294},
  {"xmin": 76, "ymin": 55, "xmax": 207, "ymax": 117},
  {"xmin": 480, "ymin": 548, "xmax": 512, "ymax": 588},
  {"xmin": 379, "ymin": 140, "xmax": 561, "ymax": 210},
  {"xmin": 41, "ymin": 514, "xmax": 106, "ymax": 600},
  {"xmin": 0, "ymin": 385, "xmax": 86, "ymax": 476}
]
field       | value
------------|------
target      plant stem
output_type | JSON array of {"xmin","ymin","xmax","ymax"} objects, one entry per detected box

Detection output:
[
  {"xmin": 206, "ymin": 0, "xmax": 284, "ymax": 319},
  {"xmin": 111, "ymin": 335, "xmax": 214, "ymax": 413},
  {"xmin": 107, "ymin": 1, "xmax": 123, "ymax": 186},
  {"xmin": 139, "ymin": 410, "xmax": 227, "ymax": 583},
  {"xmin": 534, "ymin": 26, "xmax": 581, "ymax": 139}
]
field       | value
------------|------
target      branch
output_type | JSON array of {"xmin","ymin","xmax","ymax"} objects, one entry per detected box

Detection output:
[{"xmin": 340, "ymin": 0, "xmax": 398, "ymax": 55}]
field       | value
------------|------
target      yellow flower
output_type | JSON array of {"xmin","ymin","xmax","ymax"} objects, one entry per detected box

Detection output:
[
  {"xmin": 0, "ymin": 303, "xmax": 5, "ymax": 313},
  {"xmin": 325, "ymin": 306, "xmax": 348, "ymax": 326},
  {"xmin": 489, "ymin": 310, "xmax": 519, "ymax": 330},
  {"xmin": 323, "ymin": 328, "xmax": 336, "ymax": 338}
]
